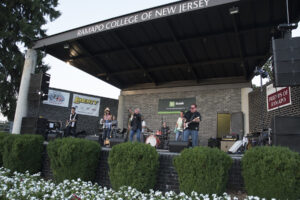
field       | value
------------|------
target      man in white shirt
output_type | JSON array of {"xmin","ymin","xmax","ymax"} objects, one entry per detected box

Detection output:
[{"xmin": 175, "ymin": 111, "xmax": 184, "ymax": 141}]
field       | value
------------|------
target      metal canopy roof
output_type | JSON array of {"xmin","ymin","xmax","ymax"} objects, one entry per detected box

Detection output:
[{"xmin": 34, "ymin": 0, "xmax": 300, "ymax": 90}]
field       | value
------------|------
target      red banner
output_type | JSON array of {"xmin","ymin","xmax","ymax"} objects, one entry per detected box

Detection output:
[{"xmin": 267, "ymin": 87, "xmax": 291, "ymax": 111}]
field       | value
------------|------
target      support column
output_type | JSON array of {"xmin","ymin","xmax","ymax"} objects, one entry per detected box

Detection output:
[
  {"xmin": 241, "ymin": 87, "xmax": 252, "ymax": 135},
  {"xmin": 12, "ymin": 49, "xmax": 37, "ymax": 134},
  {"xmin": 117, "ymin": 94, "xmax": 124, "ymax": 129}
]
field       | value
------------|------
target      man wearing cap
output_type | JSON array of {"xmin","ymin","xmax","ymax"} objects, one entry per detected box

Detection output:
[{"xmin": 65, "ymin": 107, "xmax": 79, "ymax": 137}]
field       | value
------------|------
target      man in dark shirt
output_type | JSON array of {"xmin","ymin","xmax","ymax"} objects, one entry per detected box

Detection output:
[
  {"xmin": 64, "ymin": 107, "xmax": 79, "ymax": 137},
  {"xmin": 183, "ymin": 104, "xmax": 201, "ymax": 147},
  {"xmin": 129, "ymin": 108, "xmax": 142, "ymax": 142},
  {"xmin": 161, "ymin": 122, "xmax": 170, "ymax": 139}
]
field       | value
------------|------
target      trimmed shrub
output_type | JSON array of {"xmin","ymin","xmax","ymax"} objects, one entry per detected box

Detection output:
[
  {"xmin": 173, "ymin": 147, "xmax": 232, "ymax": 195},
  {"xmin": 242, "ymin": 146, "xmax": 300, "ymax": 200},
  {"xmin": 47, "ymin": 137, "xmax": 101, "ymax": 182},
  {"xmin": 2, "ymin": 134, "xmax": 44, "ymax": 174},
  {"xmin": 108, "ymin": 142, "xmax": 159, "ymax": 192},
  {"xmin": 0, "ymin": 132, "xmax": 9, "ymax": 166}
]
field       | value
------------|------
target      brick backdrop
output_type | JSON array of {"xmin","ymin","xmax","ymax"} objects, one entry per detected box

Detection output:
[
  {"xmin": 249, "ymin": 85, "xmax": 300, "ymax": 133},
  {"xmin": 121, "ymin": 86, "xmax": 242, "ymax": 146},
  {"xmin": 28, "ymin": 88, "xmax": 118, "ymax": 135}
]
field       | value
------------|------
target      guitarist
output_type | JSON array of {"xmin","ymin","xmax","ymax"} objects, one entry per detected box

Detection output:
[
  {"xmin": 64, "ymin": 107, "xmax": 79, "ymax": 137},
  {"xmin": 183, "ymin": 104, "xmax": 201, "ymax": 147}
]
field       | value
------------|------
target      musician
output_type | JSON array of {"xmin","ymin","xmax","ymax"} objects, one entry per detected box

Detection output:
[
  {"xmin": 64, "ymin": 107, "xmax": 79, "ymax": 137},
  {"xmin": 129, "ymin": 108, "xmax": 142, "ymax": 142},
  {"xmin": 102, "ymin": 107, "xmax": 112, "ymax": 141},
  {"xmin": 183, "ymin": 104, "xmax": 201, "ymax": 147},
  {"xmin": 161, "ymin": 122, "xmax": 170, "ymax": 136},
  {"xmin": 175, "ymin": 111, "xmax": 184, "ymax": 141}
]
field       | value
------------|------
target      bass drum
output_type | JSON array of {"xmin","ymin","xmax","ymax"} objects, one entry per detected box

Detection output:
[{"xmin": 145, "ymin": 135, "xmax": 160, "ymax": 147}]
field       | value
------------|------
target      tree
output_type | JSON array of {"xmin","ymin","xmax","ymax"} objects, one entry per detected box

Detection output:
[{"xmin": 0, "ymin": 0, "xmax": 60, "ymax": 121}]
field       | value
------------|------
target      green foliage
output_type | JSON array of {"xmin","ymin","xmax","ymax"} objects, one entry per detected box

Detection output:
[
  {"xmin": 242, "ymin": 146, "xmax": 300, "ymax": 200},
  {"xmin": 0, "ymin": 132, "xmax": 9, "ymax": 166},
  {"xmin": 173, "ymin": 147, "xmax": 232, "ymax": 195},
  {"xmin": 47, "ymin": 137, "xmax": 101, "ymax": 182},
  {"xmin": 2, "ymin": 134, "xmax": 44, "ymax": 173},
  {"xmin": 0, "ymin": 0, "xmax": 60, "ymax": 120},
  {"xmin": 108, "ymin": 142, "xmax": 159, "ymax": 192}
]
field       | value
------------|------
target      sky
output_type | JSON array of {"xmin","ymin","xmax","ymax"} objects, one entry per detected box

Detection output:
[{"xmin": 1, "ymin": 0, "xmax": 300, "ymax": 121}]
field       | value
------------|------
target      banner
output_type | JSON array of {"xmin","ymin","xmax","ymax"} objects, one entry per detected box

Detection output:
[
  {"xmin": 72, "ymin": 94, "xmax": 100, "ymax": 117},
  {"xmin": 266, "ymin": 84, "xmax": 292, "ymax": 112},
  {"xmin": 43, "ymin": 89, "xmax": 70, "ymax": 107},
  {"xmin": 158, "ymin": 97, "xmax": 196, "ymax": 114}
]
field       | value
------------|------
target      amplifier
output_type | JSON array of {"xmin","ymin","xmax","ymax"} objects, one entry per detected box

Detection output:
[{"xmin": 168, "ymin": 141, "xmax": 189, "ymax": 153}]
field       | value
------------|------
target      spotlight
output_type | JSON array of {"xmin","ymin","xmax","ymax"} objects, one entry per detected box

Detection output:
[
  {"xmin": 64, "ymin": 43, "xmax": 70, "ymax": 49},
  {"xmin": 229, "ymin": 6, "xmax": 239, "ymax": 15}
]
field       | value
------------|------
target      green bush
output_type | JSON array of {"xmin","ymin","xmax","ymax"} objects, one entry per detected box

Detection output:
[
  {"xmin": 47, "ymin": 137, "xmax": 101, "ymax": 182},
  {"xmin": 0, "ymin": 132, "xmax": 9, "ymax": 166},
  {"xmin": 2, "ymin": 134, "xmax": 44, "ymax": 174},
  {"xmin": 242, "ymin": 146, "xmax": 300, "ymax": 200},
  {"xmin": 173, "ymin": 147, "xmax": 232, "ymax": 195},
  {"xmin": 108, "ymin": 142, "xmax": 159, "ymax": 192}
]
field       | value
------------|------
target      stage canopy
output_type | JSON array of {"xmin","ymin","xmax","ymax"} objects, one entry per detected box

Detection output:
[{"xmin": 33, "ymin": 0, "xmax": 300, "ymax": 89}]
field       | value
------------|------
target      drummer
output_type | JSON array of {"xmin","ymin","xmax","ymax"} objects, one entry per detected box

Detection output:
[{"xmin": 161, "ymin": 122, "xmax": 171, "ymax": 139}]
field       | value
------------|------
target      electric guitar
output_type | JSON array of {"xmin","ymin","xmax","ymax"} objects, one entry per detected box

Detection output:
[{"xmin": 184, "ymin": 117, "xmax": 200, "ymax": 130}]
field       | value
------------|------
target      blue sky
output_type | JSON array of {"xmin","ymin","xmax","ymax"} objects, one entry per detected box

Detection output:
[{"xmin": 0, "ymin": 0, "xmax": 300, "ymax": 121}]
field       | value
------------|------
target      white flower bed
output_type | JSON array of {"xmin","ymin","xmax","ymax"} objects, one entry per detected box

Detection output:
[{"xmin": 0, "ymin": 167, "xmax": 266, "ymax": 200}]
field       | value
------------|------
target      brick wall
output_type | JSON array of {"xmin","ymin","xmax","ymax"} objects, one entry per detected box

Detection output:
[
  {"xmin": 121, "ymin": 84, "xmax": 244, "ymax": 146},
  {"xmin": 249, "ymin": 85, "xmax": 300, "ymax": 133},
  {"xmin": 28, "ymin": 88, "xmax": 118, "ymax": 135},
  {"xmin": 41, "ymin": 146, "xmax": 244, "ymax": 192}
]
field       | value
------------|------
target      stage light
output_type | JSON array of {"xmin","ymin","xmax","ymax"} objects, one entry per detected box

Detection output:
[
  {"xmin": 64, "ymin": 43, "xmax": 70, "ymax": 49},
  {"xmin": 229, "ymin": 7, "xmax": 239, "ymax": 15}
]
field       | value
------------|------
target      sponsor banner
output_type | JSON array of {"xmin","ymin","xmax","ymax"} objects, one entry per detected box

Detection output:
[
  {"xmin": 72, "ymin": 94, "xmax": 100, "ymax": 117},
  {"xmin": 43, "ymin": 89, "xmax": 70, "ymax": 107},
  {"xmin": 266, "ymin": 84, "xmax": 292, "ymax": 112},
  {"xmin": 158, "ymin": 97, "xmax": 196, "ymax": 114}
]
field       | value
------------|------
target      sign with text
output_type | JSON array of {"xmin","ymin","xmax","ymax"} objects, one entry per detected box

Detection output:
[
  {"xmin": 266, "ymin": 84, "xmax": 292, "ymax": 112},
  {"xmin": 76, "ymin": 0, "xmax": 239, "ymax": 37},
  {"xmin": 43, "ymin": 89, "xmax": 70, "ymax": 107},
  {"xmin": 72, "ymin": 94, "xmax": 100, "ymax": 117},
  {"xmin": 158, "ymin": 97, "xmax": 196, "ymax": 114}
]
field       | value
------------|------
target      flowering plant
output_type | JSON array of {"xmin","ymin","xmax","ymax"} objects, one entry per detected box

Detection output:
[{"xmin": 0, "ymin": 167, "xmax": 270, "ymax": 200}]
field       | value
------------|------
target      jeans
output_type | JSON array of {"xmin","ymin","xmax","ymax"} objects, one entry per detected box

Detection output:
[
  {"xmin": 103, "ymin": 128, "xmax": 111, "ymax": 140},
  {"xmin": 64, "ymin": 127, "xmax": 76, "ymax": 137},
  {"xmin": 129, "ymin": 128, "xmax": 141, "ymax": 142},
  {"xmin": 183, "ymin": 129, "xmax": 198, "ymax": 147},
  {"xmin": 175, "ymin": 130, "xmax": 183, "ymax": 141}
]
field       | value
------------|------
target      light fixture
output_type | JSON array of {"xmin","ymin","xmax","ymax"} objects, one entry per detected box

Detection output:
[
  {"xmin": 64, "ymin": 43, "xmax": 70, "ymax": 49},
  {"xmin": 229, "ymin": 6, "xmax": 239, "ymax": 15}
]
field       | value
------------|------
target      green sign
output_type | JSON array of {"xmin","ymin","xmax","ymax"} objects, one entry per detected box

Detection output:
[{"xmin": 158, "ymin": 97, "xmax": 196, "ymax": 114}]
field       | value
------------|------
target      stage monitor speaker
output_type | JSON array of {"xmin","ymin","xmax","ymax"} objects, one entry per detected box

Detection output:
[
  {"xmin": 110, "ymin": 138, "xmax": 126, "ymax": 147},
  {"xmin": 168, "ymin": 141, "xmax": 189, "ymax": 153},
  {"xmin": 85, "ymin": 135, "xmax": 99, "ymax": 142},
  {"xmin": 271, "ymin": 116, "xmax": 300, "ymax": 153},
  {"xmin": 273, "ymin": 37, "xmax": 300, "ymax": 87}
]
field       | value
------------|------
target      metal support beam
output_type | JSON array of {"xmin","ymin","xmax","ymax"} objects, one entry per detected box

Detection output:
[
  {"xmin": 165, "ymin": 20, "xmax": 199, "ymax": 81},
  {"xmin": 96, "ymin": 55, "xmax": 265, "ymax": 77},
  {"xmin": 111, "ymin": 32, "xmax": 157, "ymax": 84}
]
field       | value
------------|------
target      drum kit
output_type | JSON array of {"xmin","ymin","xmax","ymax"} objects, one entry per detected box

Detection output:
[{"xmin": 144, "ymin": 130, "xmax": 168, "ymax": 149}]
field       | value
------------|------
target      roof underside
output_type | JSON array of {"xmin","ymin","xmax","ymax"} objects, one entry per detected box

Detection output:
[{"xmin": 35, "ymin": 0, "xmax": 300, "ymax": 90}]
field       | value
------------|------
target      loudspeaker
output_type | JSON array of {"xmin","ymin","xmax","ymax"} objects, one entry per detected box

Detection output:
[
  {"xmin": 168, "ymin": 141, "xmax": 189, "ymax": 153},
  {"xmin": 271, "ymin": 116, "xmax": 300, "ymax": 153},
  {"xmin": 84, "ymin": 135, "xmax": 99, "ymax": 142},
  {"xmin": 28, "ymin": 73, "xmax": 43, "ymax": 101},
  {"xmin": 21, "ymin": 117, "xmax": 48, "ymax": 135},
  {"xmin": 110, "ymin": 138, "xmax": 126, "ymax": 147},
  {"xmin": 273, "ymin": 37, "xmax": 300, "ymax": 87}
]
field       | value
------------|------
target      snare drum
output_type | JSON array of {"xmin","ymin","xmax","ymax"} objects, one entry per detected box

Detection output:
[{"xmin": 145, "ymin": 135, "xmax": 160, "ymax": 147}]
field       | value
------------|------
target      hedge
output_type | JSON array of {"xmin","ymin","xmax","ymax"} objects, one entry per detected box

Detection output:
[
  {"xmin": 108, "ymin": 142, "xmax": 159, "ymax": 192},
  {"xmin": 242, "ymin": 146, "xmax": 300, "ymax": 200},
  {"xmin": 2, "ymin": 134, "xmax": 44, "ymax": 174},
  {"xmin": 0, "ymin": 132, "xmax": 9, "ymax": 166},
  {"xmin": 47, "ymin": 137, "xmax": 101, "ymax": 182},
  {"xmin": 173, "ymin": 147, "xmax": 232, "ymax": 195}
]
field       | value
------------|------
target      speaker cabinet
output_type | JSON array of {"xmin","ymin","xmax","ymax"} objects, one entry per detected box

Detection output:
[
  {"xmin": 271, "ymin": 116, "xmax": 300, "ymax": 153},
  {"xmin": 84, "ymin": 135, "xmax": 100, "ymax": 142},
  {"xmin": 21, "ymin": 117, "xmax": 48, "ymax": 135},
  {"xmin": 110, "ymin": 138, "xmax": 126, "ymax": 147},
  {"xmin": 168, "ymin": 141, "xmax": 189, "ymax": 153},
  {"xmin": 273, "ymin": 37, "xmax": 300, "ymax": 87}
]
